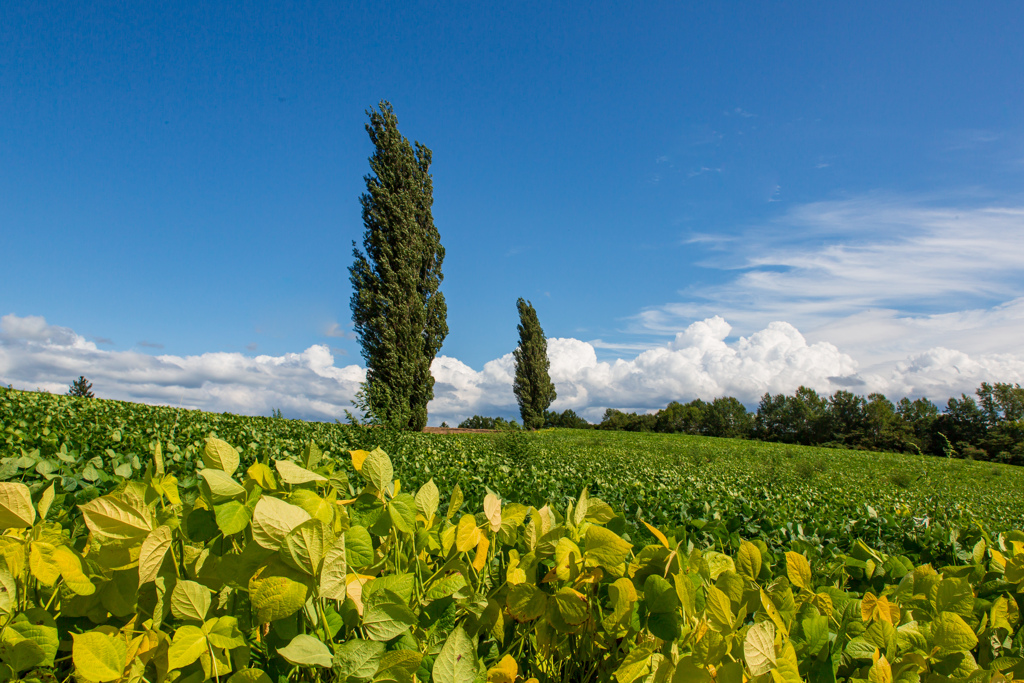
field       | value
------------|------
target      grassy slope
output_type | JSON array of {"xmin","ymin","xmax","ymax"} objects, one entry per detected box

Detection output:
[{"xmin": 4, "ymin": 388, "xmax": 1022, "ymax": 560}]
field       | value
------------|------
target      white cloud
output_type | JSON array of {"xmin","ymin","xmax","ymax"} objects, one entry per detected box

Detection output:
[
  {"xmin": 323, "ymin": 322, "xmax": 354, "ymax": 339},
  {"xmin": 637, "ymin": 195, "xmax": 1024, "ymax": 370},
  {"xmin": 4, "ymin": 311, "xmax": 1024, "ymax": 428},
  {"xmin": 0, "ymin": 314, "xmax": 365, "ymax": 421}
]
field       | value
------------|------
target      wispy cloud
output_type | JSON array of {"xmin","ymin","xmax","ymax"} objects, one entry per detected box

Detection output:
[
  {"xmin": 323, "ymin": 322, "xmax": 354, "ymax": 339},
  {"xmin": 637, "ymin": 193, "xmax": 1024, "ymax": 371},
  {"xmin": 137, "ymin": 341, "xmax": 164, "ymax": 349}
]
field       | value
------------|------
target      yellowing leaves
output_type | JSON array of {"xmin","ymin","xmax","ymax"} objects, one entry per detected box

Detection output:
[
  {"xmin": 785, "ymin": 551, "xmax": 812, "ymax": 590},
  {"xmin": 0, "ymin": 483, "xmax": 38, "ymax": 530},
  {"xmin": 860, "ymin": 592, "xmax": 900, "ymax": 625}
]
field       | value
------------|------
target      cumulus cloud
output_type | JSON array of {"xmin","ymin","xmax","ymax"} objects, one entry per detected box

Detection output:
[
  {"xmin": 4, "ymin": 312, "xmax": 1024, "ymax": 427},
  {"xmin": 0, "ymin": 314, "xmax": 364, "ymax": 421}
]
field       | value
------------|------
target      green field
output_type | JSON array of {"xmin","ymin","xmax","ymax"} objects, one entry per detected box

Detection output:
[
  {"xmin": 2, "ymin": 387, "xmax": 1024, "ymax": 682},
  {"xmin": 4, "ymin": 387, "xmax": 1022, "ymax": 564}
]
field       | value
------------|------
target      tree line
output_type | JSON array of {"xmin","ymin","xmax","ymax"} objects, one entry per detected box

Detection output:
[
  {"xmin": 461, "ymin": 382, "xmax": 1024, "ymax": 464},
  {"xmin": 595, "ymin": 382, "xmax": 1024, "ymax": 464}
]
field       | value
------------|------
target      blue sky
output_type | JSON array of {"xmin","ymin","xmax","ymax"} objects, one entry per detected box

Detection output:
[{"xmin": 3, "ymin": 2, "xmax": 1024, "ymax": 424}]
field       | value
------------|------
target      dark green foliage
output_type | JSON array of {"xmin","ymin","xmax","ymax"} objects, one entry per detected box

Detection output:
[
  {"xmin": 598, "ymin": 408, "xmax": 657, "ymax": 432},
  {"xmin": 542, "ymin": 408, "xmax": 590, "ymax": 429},
  {"xmin": 596, "ymin": 382, "xmax": 1023, "ymax": 464},
  {"xmin": 66, "ymin": 376, "xmax": 94, "ymax": 398},
  {"xmin": 349, "ymin": 101, "xmax": 447, "ymax": 431},
  {"xmin": 457, "ymin": 415, "xmax": 522, "ymax": 430},
  {"xmin": 458, "ymin": 415, "xmax": 498, "ymax": 429},
  {"xmin": 512, "ymin": 298, "xmax": 556, "ymax": 430}
]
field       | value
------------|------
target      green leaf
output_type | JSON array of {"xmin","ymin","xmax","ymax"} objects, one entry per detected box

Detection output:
[
  {"xmin": 801, "ymin": 613, "xmax": 830, "ymax": 655},
  {"xmin": 167, "ymin": 624, "xmax": 207, "ymax": 670},
  {"xmin": 0, "ymin": 637, "xmax": 46, "ymax": 674},
  {"xmin": 215, "ymin": 500, "xmax": 252, "ymax": 536},
  {"xmin": 72, "ymin": 631, "xmax": 127, "ymax": 682},
  {"xmin": 288, "ymin": 489, "xmax": 334, "ymax": 524},
  {"xmin": 705, "ymin": 584, "xmax": 735, "ymax": 633},
  {"xmin": 643, "ymin": 574, "xmax": 678, "ymax": 614},
  {"xmin": 432, "ymin": 626, "xmax": 477, "ymax": 683},
  {"xmin": 551, "ymin": 587, "xmax": 590, "ymax": 625},
  {"xmin": 303, "ymin": 441, "xmax": 323, "ymax": 469},
  {"xmin": 584, "ymin": 524, "xmax": 632, "ymax": 570},
  {"xmin": 9, "ymin": 610, "xmax": 58, "ymax": 667},
  {"xmin": 705, "ymin": 551, "xmax": 736, "ymax": 580},
  {"xmin": 319, "ymin": 533, "xmax": 348, "ymax": 600},
  {"xmin": 203, "ymin": 615, "xmax": 246, "ymax": 649},
  {"xmin": 613, "ymin": 643, "xmax": 655, "ymax": 683},
  {"xmin": 603, "ymin": 577, "xmax": 637, "ymax": 632},
  {"xmin": 225, "ymin": 670, "xmax": 273, "ymax": 683},
  {"xmin": 932, "ymin": 611, "xmax": 979, "ymax": 652},
  {"xmin": 346, "ymin": 525, "xmax": 375, "ymax": 569},
  {"xmin": 934, "ymin": 578, "xmax": 974, "ymax": 618},
  {"xmin": 415, "ymin": 479, "xmax": 439, "ymax": 521},
  {"xmin": 275, "ymin": 459, "xmax": 328, "ymax": 485},
  {"xmin": 278, "ymin": 633, "xmax": 334, "ymax": 668},
  {"xmin": 506, "ymin": 583, "xmax": 547, "ymax": 621},
  {"xmin": 446, "ymin": 483, "xmax": 463, "ymax": 520},
  {"xmin": 114, "ymin": 462, "xmax": 133, "ymax": 478},
  {"xmin": 376, "ymin": 650, "xmax": 423, "ymax": 683},
  {"xmin": 388, "ymin": 493, "xmax": 417, "ymax": 534},
  {"xmin": 199, "ymin": 468, "xmax": 246, "ymax": 501},
  {"xmin": 335, "ymin": 639, "xmax": 386, "ymax": 682},
  {"xmin": 365, "ymin": 573, "xmax": 416, "ymax": 604},
  {"xmin": 171, "ymin": 579, "xmax": 212, "ymax": 622},
  {"xmin": 744, "ymin": 621, "xmax": 776, "ymax": 676},
  {"xmin": 249, "ymin": 557, "xmax": 312, "ymax": 623},
  {"xmin": 0, "ymin": 482, "xmax": 38, "ymax": 529},
  {"xmin": 203, "ymin": 437, "xmax": 240, "ymax": 473},
  {"xmin": 363, "ymin": 591, "xmax": 417, "ymax": 641},
  {"xmin": 283, "ymin": 518, "xmax": 333, "ymax": 576},
  {"xmin": 360, "ymin": 448, "xmax": 394, "ymax": 492},
  {"xmin": 79, "ymin": 494, "xmax": 153, "ymax": 545},
  {"xmin": 251, "ymin": 495, "xmax": 312, "ymax": 551},
  {"xmin": 37, "ymin": 483, "xmax": 55, "ymax": 520}
]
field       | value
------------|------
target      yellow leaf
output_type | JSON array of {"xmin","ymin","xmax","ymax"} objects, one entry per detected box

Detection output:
[
  {"xmin": 349, "ymin": 449, "xmax": 370, "ymax": 472},
  {"xmin": 37, "ymin": 483, "xmax": 55, "ymax": 521},
  {"xmin": 456, "ymin": 514, "xmax": 481, "ymax": 553},
  {"xmin": 785, "ymin": 551, "xmax": 812, "ymax": 590},
  {"xmin": 642, "ymin": 521, "xmax": 671, "ymax": 550},
  {"xmin": 487, "ymin": 654, "xmax": 518, "ymax": 683},
  {"xmin": 246, "ymin": 463, "xmax": 277, "ymax": 490},
  {"xmin": 473, "ymin": 535, "xmax": 490, "ymax": 572},
  {"xmin": 861, "ymin": 592, "xmax": 894, "ymax": 625},
  {"xmin": 868, "ymin": 653, "xmax": 893, "ymax": 683},
  {"xmin": 203, "ymin": 437, "xmax": 240, "ymax": 474},
  {"xmin": 0, "ymin": 482, "xmax": 37, "ymax": 529},
  {"xmin": 29, "ymin": 542, "xmax": 61, "ymax": 586},
  {"xmin": 138, "ymin": 526, "xmax": 173, "ymax": 585},
  {"xmin": 736, "ymin": 541, "xmax": 762, "ymax": 581},
  {"xmin": 483, "ymin": 493, "xmax": 502, "ymax": 533},
  {"xmin": 72, "ymin": 631, "xmax": 127, "ymax": 683},
  {"xmin": 53, "ymin": 545, "xmax": 95, "ymax": 595}
]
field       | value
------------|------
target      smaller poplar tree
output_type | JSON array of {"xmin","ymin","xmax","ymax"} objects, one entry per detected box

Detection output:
[{"xmin": 513, "ymin": 298, "xmax": 557, "ymax": 430}]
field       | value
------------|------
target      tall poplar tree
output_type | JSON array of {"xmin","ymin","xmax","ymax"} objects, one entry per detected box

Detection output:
[
  {"xmin": 513, "ymin": 298, "xmax": 557, "ymax": 430},
  {"xmin": 349, "ymin": 102, "xmax": 447, "ymax": 431}
]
